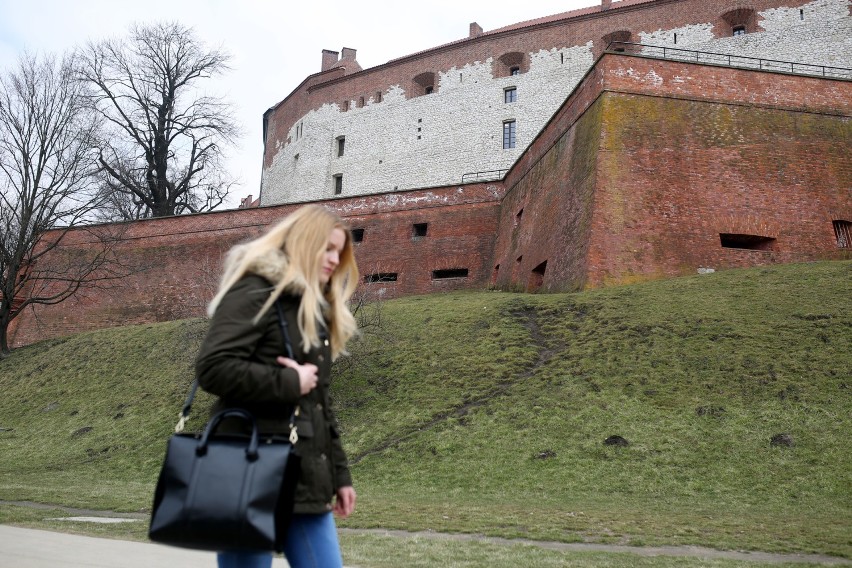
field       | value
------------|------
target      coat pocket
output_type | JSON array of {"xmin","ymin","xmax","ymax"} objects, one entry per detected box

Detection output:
[
  {"xmin": 294, "ymin": 454, "xmax": 334, "ymax": 505},
  {"xmin": 294, "ymin": 416, "xmax": 314, "ymax": 439}
]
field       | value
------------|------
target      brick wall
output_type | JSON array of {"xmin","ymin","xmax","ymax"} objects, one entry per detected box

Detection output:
[
  {"xmin": 9, "ymin": 51, "xmax": 851, "ymax": 347},
  {"xmin": 8, "ymin": 184, "xmax": 502, "ymax": 348},
  {"xmin": 492, "ymin": 52, "xmax": 851, "ymax": 292}
]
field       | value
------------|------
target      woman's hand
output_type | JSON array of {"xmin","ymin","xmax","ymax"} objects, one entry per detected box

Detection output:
[
  {"xmin": 276, "ymin": 357, "xmax": 318, "ymax": 394},
  {"xmin": 333, "ymin": 486, "xmax": 356, "ymax": 518}
]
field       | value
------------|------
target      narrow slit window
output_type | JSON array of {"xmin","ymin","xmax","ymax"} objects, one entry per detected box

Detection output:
[
  {"xmin": 376, "ymin": 91, "xmax": 383, "ymax": 102},
  {"xmin": 433, "ymin": 268, "xmax": 469, "ymax": 279},
  {"xmin": 833, "ymin": 220, "xmax": 851, "ymax": 248},
  {"xmin": 336, "ymin": 136, "xmax": 345, "ymax": 157},
  {"xmin": 719, "ymin": 233, "xmax": 775, "ymax": 250},
  {"xmin": 515, "ymin": 208, "xmax": 524, "ymax": 226},
  {"xmin": 351, "ymin": 228, "xmax": 365, "ymax": 243},
  {"xmin": 364, "ymin": 273, "xmax": 398, "ymax": 283},
  {"xmin": 333, "ymin": 174, "xmax": 343, "ymax": 195},
  {"xmin": 413, "ymin": 223, "xmax": 428, "ymax": 238}
]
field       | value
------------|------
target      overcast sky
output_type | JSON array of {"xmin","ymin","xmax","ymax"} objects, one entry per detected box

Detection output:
[{"xmin": 0, "ymin": 0, "xmax": 601, "ymax": 209}]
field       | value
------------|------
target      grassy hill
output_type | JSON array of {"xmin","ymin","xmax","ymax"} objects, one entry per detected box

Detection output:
[{"xmin": 1, "ymin": 261, "xmax": 850, "ymax": 560}]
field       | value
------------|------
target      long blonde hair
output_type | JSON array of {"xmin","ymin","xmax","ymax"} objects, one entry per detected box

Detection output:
[{"xmin": 208, "ymin": 205, "xmax": 359, "ymax": 359}]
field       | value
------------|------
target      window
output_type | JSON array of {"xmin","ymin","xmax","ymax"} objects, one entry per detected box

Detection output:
[
  {"xmin": 834, "ymin": 220, "xmax": 851, "ymax": 248},
  {"xmin": 351, "ymin": 228, "xmax": 364, "ymax": 243},
  {"xmin": 497, "ymin": 52, "xmax": 525, "ymax": 77},
  {"xmin": 504, "ymin": 87, "xmax": 517, "ymax": 103},
  {"xmin": 343, "ymin": 100, "xmax": 350, "ymax": 111},
  {"xmin": 413, "ymin": 72, "xmax": 436, "ymax": 97},
  {"xmin": 528, "ymin": 261, "xmax": 547, "ymax": 292},
  {"xmin": 515, "ymin": 208, "xmax": 523, "ymax": 226},
  {"xmin": 364, "ymin": 273, "xmax": 398, "ymax": 283},
  {"xmin": 333, "ymin": 174, "xmax": 343, "ymax": 195},
  {"xmin": 336, "ymin": 136, "xmax": 345, "ymax": 157},
  {"xmin": 503, "ymin": 120, "xmax": 516, "ymax": 149},
  {"xmin": 358, "ymin": 96, "xmax": 365, "ymax": 107},
  {"xmin": 719, "ymin": 233, "xmax": 775, "ymax": 250},
  {"xmin": 722, "ymin": 8, "xmax": 754, "ymax": 38},
  {"xmin": 376, "ymin": 91, "xmax": 383, "ymax": 102},
  {"xmin": 433, "ymin": 268, "xmax": 469, "ymax": 279},
  {"xmin": 413, "ymin": 223, "xmax": 428, "ymax": 238}
]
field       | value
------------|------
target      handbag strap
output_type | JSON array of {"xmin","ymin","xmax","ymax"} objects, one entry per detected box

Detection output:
[{"xmin": 174, "ymin": 297, "xmax": 299, "ymax": 441}]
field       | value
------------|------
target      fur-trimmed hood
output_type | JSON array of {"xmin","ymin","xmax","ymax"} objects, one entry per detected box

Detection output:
[{"xmin": 245, "ymin": 248, "xmax": 307, "ymax": 292}]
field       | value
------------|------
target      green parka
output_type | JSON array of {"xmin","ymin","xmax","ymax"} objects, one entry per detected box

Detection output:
[{"xmin": 195, "ymin": 271, "xmax": 352, "ymax": 515}]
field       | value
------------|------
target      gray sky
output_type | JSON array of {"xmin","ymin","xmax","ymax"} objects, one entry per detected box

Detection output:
[{"xmin": 0, "ymin": 0, "xmax": 601, "ymax": 209}]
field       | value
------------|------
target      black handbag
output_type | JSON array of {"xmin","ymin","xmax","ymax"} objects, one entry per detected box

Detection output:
[{"xmin": 149, "ymin": 300, "xmax": 301, "ymax": 552}]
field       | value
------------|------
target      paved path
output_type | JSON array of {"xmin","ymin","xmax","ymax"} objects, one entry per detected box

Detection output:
[{"xmin": 0, "ymin": 525, "xmax": 291, "ymax": 568}]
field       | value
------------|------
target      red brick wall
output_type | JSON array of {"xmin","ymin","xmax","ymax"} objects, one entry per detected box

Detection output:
[
  {"xmin": 8, "ymin": 184, "xmax": 502, "ymax": 348},
  {"xmin": 492, "ymin": 53, "xmax": 851, "ymax": 292}
]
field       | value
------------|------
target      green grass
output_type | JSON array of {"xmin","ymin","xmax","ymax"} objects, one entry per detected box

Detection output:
[{"xmin": 1, "ymin": 261, "xmax": 850, "ymax": 564}]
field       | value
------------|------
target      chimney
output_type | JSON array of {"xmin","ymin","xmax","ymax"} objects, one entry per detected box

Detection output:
[
  {"xmin": 321, "ymin": 49, "xmax": 339, "ymax": 71},
  {"xmin": 469, "ymin": 22, "xmax": 483, "ymax": 37},
  {"xmin": 601, "ymin": 0, "xmax": 612, "ymax": 10},
  {"xmin": 341, "ymin": 47, "xmax": 357, "ymax": 60}
]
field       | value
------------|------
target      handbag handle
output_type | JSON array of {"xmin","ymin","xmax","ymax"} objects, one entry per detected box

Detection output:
[
  {"xmin": 175, "ymin": 297, "xmax": 299, "ymax": 441},
  {"xmin": 196, "ymin": 408, "xmax": 261, "ymax": 460}
]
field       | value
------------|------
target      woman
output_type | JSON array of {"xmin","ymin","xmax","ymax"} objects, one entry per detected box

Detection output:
[{"xmin": 196, "ymin": 205, "xmax": 358, "ymax": 568}]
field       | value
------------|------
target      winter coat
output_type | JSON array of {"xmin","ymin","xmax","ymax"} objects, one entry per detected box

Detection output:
[{"xmin": 195, "ymin": 269, "xmax": 352, "ymax": 515}]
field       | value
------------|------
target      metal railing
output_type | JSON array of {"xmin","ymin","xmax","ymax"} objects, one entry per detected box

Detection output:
[
  {"xmin": 606, "ymin": 41, "xmax": 852, "ymax": 80},
  {"xmin": 461, "ymin": 169, "xmax": 508, "ymax": 183}
]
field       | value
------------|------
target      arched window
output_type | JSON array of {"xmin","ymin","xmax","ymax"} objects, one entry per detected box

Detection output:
[
  {"xmin": 601, "ymin": 30, "xmax": 632, "ymax": 53},
  {"xmin": 413, "ymin": 72, "xmax": 436, "ymax": 97},
  {"xmin": 495, "ymin": 52, "xmax": 528, "ymax": 78},
  {"xmin": 720, "ymin": 8, "xmax": 756, "ymax": 37}
]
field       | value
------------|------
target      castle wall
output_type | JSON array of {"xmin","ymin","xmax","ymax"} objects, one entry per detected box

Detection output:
[
  {"xmin": 261, "ymin": 0, "xmax": 850, "ymax": 206},
  {"xmin": 492, "ymin": 53, "xmax": 851, "ymax": 292},
  {"xmin": 7, "ymin": 185, "xmax": 502, "ymax": 348},
  {"xmin": 8, "ymin": 31, "xmax": 851, "ymax": 347}
]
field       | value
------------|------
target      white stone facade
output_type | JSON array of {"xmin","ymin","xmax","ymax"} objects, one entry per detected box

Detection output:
[{"xmin": 260, "ymin": 0, "xmax": 851, "ymax": 206}]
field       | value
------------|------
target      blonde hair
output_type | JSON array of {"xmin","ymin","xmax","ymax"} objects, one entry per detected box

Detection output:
[{"xmin": 207, "ymin": 205, "xmax": 358, "ymax": 359}]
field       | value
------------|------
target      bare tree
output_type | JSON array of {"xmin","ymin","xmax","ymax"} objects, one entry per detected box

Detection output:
[
  {"xmin": 77, "ymin": 22, "xmax": 240, "ymax": 219},
  {"xmin": 0, "ymin": 52, "xmax": 126, "ymax": 356}
]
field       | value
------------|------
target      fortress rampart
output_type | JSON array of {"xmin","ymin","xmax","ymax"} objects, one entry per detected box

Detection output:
[{"xmin": 7, "ymin": 0, "xmax": 851, "ymax": 347}]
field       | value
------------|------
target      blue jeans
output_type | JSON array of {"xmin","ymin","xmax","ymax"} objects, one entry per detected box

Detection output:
[{"xmin": 217, "ymin": 513, "xmax": 343, "ymax": 568}]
